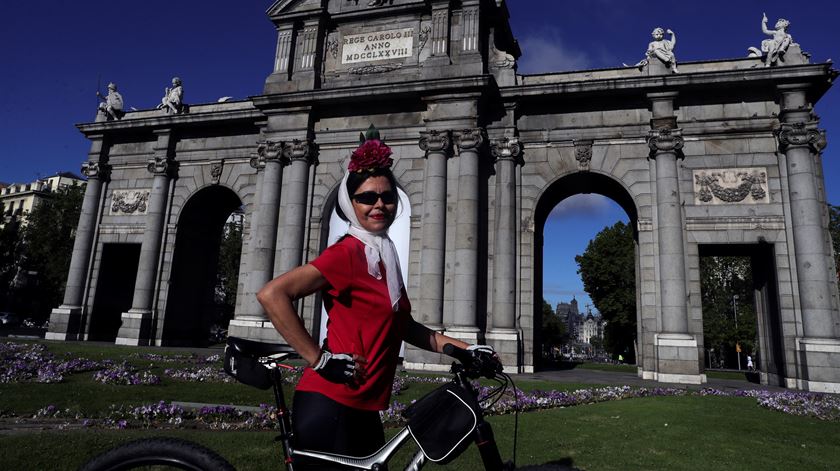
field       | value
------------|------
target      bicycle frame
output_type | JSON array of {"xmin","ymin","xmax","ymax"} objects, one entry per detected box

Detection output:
[{"xmin": 259, "ymin": 354, "xmax": 508, "ymax": 471}]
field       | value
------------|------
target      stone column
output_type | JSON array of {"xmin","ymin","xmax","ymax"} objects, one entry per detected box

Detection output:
[
  {"xmin": 489, "ymin": 137, "xmax": 522, "ymax": 330},
  {"xmin": 229, "ymin": 140, "xmax": 286, "ymax": 340},
  {"xmin": 46, "ymin": 140, "xmax": 110, "ymax": 341},
  {"xmin": 777, "ymin": 85, "xmax": 840, "ymax": 393},
  {"xmin": 117, "ymin": 130, "xmax": 177, "ymax": 346},
  {"xmin": 417, "ymin": 130, "xmax": 452, "ymax": 329},
  {"xmin": 488, "ymin": 137, "xmax": 523, "ymax": 370},
  {"xmin": 648, "ymin": 127, "xmax": 688, "ymax": 334},
  {"xmin": 646, "ymin": 92, "xmax": 701, "ymax": 384},
  {"xmin": 449, "ymin": 128, "xmax": 484, "ymax": 341},
  {"xmin": 277, "ymin": 139, "xmax": 316, "ymax": 274}
]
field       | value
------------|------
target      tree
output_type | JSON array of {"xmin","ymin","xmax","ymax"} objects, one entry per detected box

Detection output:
[
  {"xmin": 575, "ymin": 221, "xmax": 636, "ymax": 362},
  {"xmin": 0, "ymin": 207, "xmax": 24, "ymax": 311},
  {"xmin": 18, "ymin": 185, "xmax": 85, "ymax": 320},
  {"xmin": 699, "ymin": 255, "xmax": 757, "ymax": 369},
  {"xmin": 829, "ymin": 204, "xmax": 840, "ymax": 284},
  {"xmin": 215, "ymin": 218, "xmax": 243, "ymax": 327}
]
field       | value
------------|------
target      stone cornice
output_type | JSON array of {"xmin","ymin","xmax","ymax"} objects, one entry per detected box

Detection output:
[
  {"xmin": 252, "ymin": 76, "xmax": 493, "ymax": 109},
  {"xmin": 502, "ymin": 63, "xmax": 835, "ymax": 102},
  {"xmin": 76, "ymin": 108, "xmax": 263, "ymax": 136}
]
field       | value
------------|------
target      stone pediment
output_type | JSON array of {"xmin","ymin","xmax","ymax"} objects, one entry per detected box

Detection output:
[{"xmin": 266, "ymin": 0, "xmax": 324, "ymax": 18}]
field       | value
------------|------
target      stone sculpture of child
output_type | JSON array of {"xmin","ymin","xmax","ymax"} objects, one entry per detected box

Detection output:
[
  {"xmin": 96, "ymin": 82, "xmax": 124, "ymax": 120},
  {"xmin": 158, "ymin": 77, "xmax": 184, "ymax": 114},
  {"xmin": 759, "ymin": 13, "xmax": 792, "ymax": 66},
  {"xmin": 636, "ymin": 27, "xmax": 678, "ymax": 73}
]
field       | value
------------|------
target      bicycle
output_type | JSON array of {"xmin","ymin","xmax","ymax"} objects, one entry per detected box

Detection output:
[{"xmin": 81, "ymin": 337, "xmax": 569, "ymax": 470}]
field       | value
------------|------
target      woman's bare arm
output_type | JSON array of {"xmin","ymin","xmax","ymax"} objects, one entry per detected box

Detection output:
[{"xmin": 256, "ymin": 264, "xmax": 328, "ymax": 366}]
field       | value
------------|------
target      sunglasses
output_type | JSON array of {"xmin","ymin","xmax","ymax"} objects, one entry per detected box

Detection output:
[{"xmin": 351, "ymin": 190, "xmax": 397, "ymax": 205}]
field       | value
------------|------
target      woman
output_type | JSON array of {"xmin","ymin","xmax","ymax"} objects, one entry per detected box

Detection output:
[{"xmin": 257, "ymin": 128, "xmax": 494, "ymax": 462}]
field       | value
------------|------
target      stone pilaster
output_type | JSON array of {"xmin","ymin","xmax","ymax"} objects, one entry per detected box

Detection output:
[
  {"xmin": 646, "ymin": 92, "xmax": 701, "ymax": 384},
  {"xmin": 777, "ymin": 85, "xmax": 840, "ymax": 393},
  {"xmin": 277, "ymin": 139, "xmax": 317, "ymax": 275},
  {"xmin": 488, "ymin": 137, "xmax": 523, "ymax": 371},
  {"xmin": 117, "ymin": 130, "xmax": 177, "ymax": 346},
  {"xmin": 449, "ymin": 128, "xmax": 484, "ymax": 342},
  {"xmin": 417, "ymin": 130, "xmax": 452, "ymax": 329},
  {"xmin": 229, "ymin": 140, "xmax": 287, "ymax": 341},
  {"xmin": 46, "ymin": 138, "xmax": 111, "ymax": 341}
]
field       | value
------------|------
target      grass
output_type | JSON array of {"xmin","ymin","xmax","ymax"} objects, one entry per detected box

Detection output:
[{"xmin": 2, "ymin": 340, "xmax": 839, "ymax": 470}]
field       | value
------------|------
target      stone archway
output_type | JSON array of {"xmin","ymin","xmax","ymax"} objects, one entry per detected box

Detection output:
[
  {"xmin": 533, "ymin": 172, "xmax": 640, "ymax": 370},
  {"xmin": 161, "ymin": 185, "xmax": 242, "ymax": 346}
]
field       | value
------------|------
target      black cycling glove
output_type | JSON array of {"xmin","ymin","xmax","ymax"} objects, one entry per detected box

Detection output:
[{"xmin": 312, "ymin": 350, "xmax": 355, "ymax": 384}]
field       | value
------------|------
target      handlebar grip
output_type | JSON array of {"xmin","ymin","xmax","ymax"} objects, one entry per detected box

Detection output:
[{"xmin": 442, "ymin": 343, "xmax": 472, "ymax": 365}]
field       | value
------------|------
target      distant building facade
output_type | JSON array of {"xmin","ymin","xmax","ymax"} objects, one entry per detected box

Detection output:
[{"xmin": 1, "ymin": 172, "xmax": 86, "ymax": 225}]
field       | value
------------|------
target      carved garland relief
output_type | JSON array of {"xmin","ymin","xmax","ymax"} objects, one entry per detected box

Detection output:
[
  {"xmin": 692, "ymin": 168, "xmax": 770, "ymax": 204},
  {"xmin": 111, "ymin": 190, "xmax": 151, "ymax": 215}
]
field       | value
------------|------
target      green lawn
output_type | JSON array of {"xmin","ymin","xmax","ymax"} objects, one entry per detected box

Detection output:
[{"xmin": 1, "ymin": 340, "xmax": 838, "ymax": 470}]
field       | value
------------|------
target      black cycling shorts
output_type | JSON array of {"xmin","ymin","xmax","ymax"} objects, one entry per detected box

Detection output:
[{"xmin": 292, "ymin": 391, "xmax": 385, "ymax": 469}]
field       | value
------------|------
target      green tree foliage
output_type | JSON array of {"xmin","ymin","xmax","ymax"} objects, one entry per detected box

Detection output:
[
  {"xmin": 215, "ymin": 219, "xmax": 242, "ymax": 326},
  {"xmin": 0, "ymin": 209, "xmax": 25, "ymax": 311},
  {"xmin": 541, "ymin": 299, "xmax": 568, "ymax": 354},
  {"xmin": 699, "ymin": 256, "xmax": 757, "ymax": 369},
  {"xmin": 18, "ymin": 185, "xmax": 85, "ymax": 320},
  {"xmin": 829, "ymin": 204, "xmax": 840, "ymax": 284},
  {"xmin": 575, "ymin": 221, "xmax": 636, "ymax": 362}
]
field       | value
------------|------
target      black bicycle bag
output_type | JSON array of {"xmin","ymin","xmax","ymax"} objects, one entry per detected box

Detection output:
[
  {"xmin": 223, "ymin": 337, "xmax": 288, "ymax": 390},
  {"xmin": 402, "ymin": 382, "xmax": 481, "ymax": 463}
]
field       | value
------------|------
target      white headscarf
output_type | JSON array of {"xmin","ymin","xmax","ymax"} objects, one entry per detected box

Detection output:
[{"xmin": 336, "ymin": 170, "xmax": 404, "ymax": 311}]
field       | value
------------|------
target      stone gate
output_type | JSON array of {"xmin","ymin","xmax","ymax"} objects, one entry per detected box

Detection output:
[{"xmin": 47, "ymin": 0, "xmax": 840, "ymax": 392}]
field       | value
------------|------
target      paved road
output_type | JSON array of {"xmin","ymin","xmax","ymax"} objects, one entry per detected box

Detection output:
[{"xmin": 517, "ymin": 367, "xmax": 788, "ymax": 393}]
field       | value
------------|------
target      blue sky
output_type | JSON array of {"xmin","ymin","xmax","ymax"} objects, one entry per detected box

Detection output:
[{"xmin": 1, "ymin": 1, "xmax": 838, "ymax": 314}]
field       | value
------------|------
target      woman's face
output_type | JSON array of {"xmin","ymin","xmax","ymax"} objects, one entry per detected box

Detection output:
[{"xmin": 351, "ymin": 175, "xmax": 397, "ymax": 233}]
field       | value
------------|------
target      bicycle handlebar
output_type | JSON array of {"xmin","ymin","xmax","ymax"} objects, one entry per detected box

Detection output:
[{"xmin": 443, "ymin": 343, "xmax": 503, "ymax": 380}]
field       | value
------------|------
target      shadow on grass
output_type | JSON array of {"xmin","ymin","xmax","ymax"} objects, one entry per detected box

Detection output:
[{"xmin": 517, "ymin": 457, "xmax": 579, "ymax": 470}]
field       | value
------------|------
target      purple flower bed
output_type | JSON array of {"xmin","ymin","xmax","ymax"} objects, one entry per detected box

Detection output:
[
  {"xmin": 93, "ymin": 363, "xmax": 161, "ymax": 386},
  {"xmin": 163, "ymin": 366, "xmax": 234, "ymax": 383},
  {"xmin": 1, "ymin": 342, "xmax": 112, "ymax": 384}
]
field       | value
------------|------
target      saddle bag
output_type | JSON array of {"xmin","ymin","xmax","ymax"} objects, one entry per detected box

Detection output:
[
  {"xmin": 402, "ymin": 382, "xmax": 481, "ymax": 463},
  {"xmin": 223, "ymin": 337, "xmax": 274, "ymax": 390}
]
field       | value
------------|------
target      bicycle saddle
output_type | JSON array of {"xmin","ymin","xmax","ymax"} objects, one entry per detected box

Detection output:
[{"xmin": 226, "ymin": 336, "xmax": 296, "ymax": 357}]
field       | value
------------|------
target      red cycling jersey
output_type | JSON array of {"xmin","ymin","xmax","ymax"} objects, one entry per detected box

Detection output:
[{"xmin": 296, "ymin": 236, "xmax": 410, "ymax": 411}]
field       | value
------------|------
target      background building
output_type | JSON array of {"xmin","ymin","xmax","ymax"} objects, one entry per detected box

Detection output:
[{"xmin": 1, "ymin": 172, "xmax": 86, "ymax": 225}]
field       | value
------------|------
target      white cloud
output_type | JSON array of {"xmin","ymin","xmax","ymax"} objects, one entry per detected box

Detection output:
[
  {"xmin": 547, "ymin": 194, "xmax": 614, "ymax": 221},
  {"xmin": 517, "ymin": 31, "xmax": 591, "ymax": 74}
]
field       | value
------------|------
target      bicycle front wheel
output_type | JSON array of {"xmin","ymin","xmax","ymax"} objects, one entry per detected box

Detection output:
[{"xmin": 79, "ymin": 437, "xmax": 235, "ymax": 471}]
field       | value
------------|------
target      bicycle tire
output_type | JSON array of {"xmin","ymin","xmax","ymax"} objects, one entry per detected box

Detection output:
[{"xmin": 79, "ymin": 437, "xmax": 235, "ymax": 471}]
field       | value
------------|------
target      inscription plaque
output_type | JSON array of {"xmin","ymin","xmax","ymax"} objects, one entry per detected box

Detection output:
[{"xmin": 342, "ymin": 28, "xmax": 414, "ymax": 64}]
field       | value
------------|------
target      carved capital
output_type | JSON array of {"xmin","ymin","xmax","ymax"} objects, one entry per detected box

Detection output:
[
  {"xmin": 573, "ymin": 139, "xmax": 593, "ymax": 171},
  {"xmin": 490, "ymin": 137, "xmax": 523, "ymax": 165},
  {"xmin": 282, "ymin": 139, "xmax": 316, "ymax": 164},
  {"xmin": 776, "ymin": 122, "xmax": 827, "ymax": 153},
  {"xmin": 81, "ymin": 161, "xmax": 111, "ymax": 181},
  {"xmin": 647, "ymin": 128, "xmax": 685, "ymax": 158},
  {"xmin": 147, "ymin": 157, "xmax": 178, "ymax": 177},
  {"xmin": 453, "ymin": 128, "xmax": 484, "ymax": 152},
  {"xmin": 419, "ymin": 130, "xmax": 452, "ymax": 156},
  {"xmin": 251, "ymin": 140, "xmax": 284, "ymax": 170}
]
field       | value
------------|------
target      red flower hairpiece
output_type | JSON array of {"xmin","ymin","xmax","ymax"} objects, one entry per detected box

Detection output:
[{"xmin": 349, "ymin": 139, "xmax": 393, "ymax": 173}]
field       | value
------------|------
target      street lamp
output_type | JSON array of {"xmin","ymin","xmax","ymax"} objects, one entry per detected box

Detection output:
[{"xmin": 733, "ymin": 294, "xmax": 740, "ymax": 371}]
